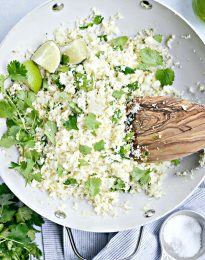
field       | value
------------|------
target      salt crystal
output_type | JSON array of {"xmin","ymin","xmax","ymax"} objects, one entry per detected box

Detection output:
[{"xmin": 163, "ymin": 215, "xmax": 202, "ymax": 258}]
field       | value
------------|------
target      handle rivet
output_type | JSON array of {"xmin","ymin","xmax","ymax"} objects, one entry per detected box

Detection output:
[
  {"xmin": 144, "ymin": 209, "xmax": 155, "ymax": 218},
  {"xmin": 55, "ymin": 210, "xmax": 67, "ymax": 219},
  {"xmin": 140, "ymin": 1, "xmax": 152, "ymax": 9},
  {"xmin": 52, "ymin": 3, "xmax": 64, "ymax": 11}
]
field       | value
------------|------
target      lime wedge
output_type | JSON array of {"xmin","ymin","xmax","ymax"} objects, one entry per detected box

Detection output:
[
  {"xmin": 32, "ymin": 40, "xmax": 61, "ymax": 73},
  {"xmin": 62, "ymin": 39, "xmax": 88, "ymax": 64},
  {"xmin": 23, "ymin": 60, "xmax": 42, "ymax": 93}
]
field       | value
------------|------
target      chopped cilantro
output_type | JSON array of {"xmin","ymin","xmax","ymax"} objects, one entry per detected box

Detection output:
[
  {"xmin": 93, "ymin": 15, "xmax": 104, "ymax": 24},
  {"xmin": 78, "ymin": 159, "xmax": 89, "ymax": 167},
  {"xmin": 139, "ymin": 48, "xmax": 163, "ymax": 67},
  {"xmin": 111, "ymin": 177, "xmax": 126, "ymax": 191},
  {"xmin": 7, "ymin": 60, "xmax": 27, "ymax": 82},
  {"xmin": 93, "ymin": 140, "xmax": 105, "ymax": 151},
  {"xmin": 112, "ymin": 109, "xmax": 123, "ymax": 124},
  {"xmin": 84, "ymin": 113, "xmax": 101, "ymax": 130},
  {"xmin": 79, "ymin": 145, "xmax": 92, "ymax": 155},
  {"xmin": 98, "ymin": 35, "xmax": 108, "ymax": 42},
  {"xmin": 155, "ymin": 68, "xmax": 175, "ymax": 87},
  {"xmin": 64, "ymin": 178, "xmax": 78, "ymax": 186},
  {"xmin": 171, "ymin": 159, "xmax": 181, "ymax": 166},
  {"xmin": 75, "ymin": 73, "xmax": 94, "ymax": 92},
  {"xmin": 63, "ymin": 115, "xmax": 78, "ymax": 130},
  {"xmin": 112, "ymin": 90, "xmax": 124, "ymax": 100},
  {"xmin": 118, "ymin": 145, "xmax": 130, "ymax": 159},
  {"xmin": 127, "ymin": 81, "xmax": 139, "ymax": 92},
  {"xmin": 132, "ymin": 167, "xmax": 151, "ymax": 187},
  {"xmin": 115, "ymin": 66, "xmax": 135, "ymax": 75},
  {"xmin": 57, "ymin": 65, "xmax": 70, "ymax": 73},
  {"xmin": 44, "ymin": 121, "xmax": 57, "ymax": 144},
  {"xmin": 124, "ymin": 132, "xmax": 135, "ymax": 142},
  {"xmin": 61, "ymin": 54, "xmax": 69, "ymax": 65},
  {"xmin": 111, "ymin": 36, "xmax": 128, "ymax": 50},
  {"xmin": 57, "ymin": 164, "xmax": 64, "ymax": 176},
  {"xmin": 0, "ymin": 74, "xmax": 5, "ymax": 93},
  {"xmin": 79, "ymin": 15, "xmax": 104, "ymax": 29},
  {"xmin": 85, "ymin": 177, "xmax": 101, "ymax": 197},
  {"xmin": 69, "ymin": 102, "xmax": 83, "ymax": 114},
  {"xmin": 153, "ymin": 34, "xmax": 163, "ymax": 43}
]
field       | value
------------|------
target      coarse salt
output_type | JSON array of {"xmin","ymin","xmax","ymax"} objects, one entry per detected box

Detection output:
[{"xmin": 163, "ymin": 215, "xmax": 202, "ymax": 258}]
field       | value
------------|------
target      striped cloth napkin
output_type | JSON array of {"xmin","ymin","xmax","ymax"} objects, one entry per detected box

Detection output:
[{"xmin": 38, "ymin": 181, "xmax": 205, "ymax": 260}]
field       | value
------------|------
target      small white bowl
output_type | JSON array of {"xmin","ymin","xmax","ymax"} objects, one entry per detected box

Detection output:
[{"xmin": 159, "ymin": 210, "xmax": 205, "ymax": 259}]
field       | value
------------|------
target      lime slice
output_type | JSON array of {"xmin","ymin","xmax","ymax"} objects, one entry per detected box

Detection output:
[
  {"xmin": 32, "ymin": 40, "xmax": 61, "ymax": 73},
  {"xmin": 23, "ymin": 60, "xmax": 42, "ymax": 93},
  {"xmin": 62, "ymin": 39, "xmax": 88, "ymax": 64}
]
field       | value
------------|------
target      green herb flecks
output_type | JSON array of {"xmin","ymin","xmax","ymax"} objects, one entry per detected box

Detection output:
[
  {"xmin": 132, "ymin": 167, "xmax": 151, "ymax": 187},
  {"xmin": 111, "ymin": 36, "xmax": 128, "ymax": 50},
  {"xmin": 79, "ymin": 15, "xmax": 104, "ymax": 30},
  {"xmin": 79, "ymin": 145, "xmax": 92, "ymax": 155},
  {"xmin": 93, "ymin": 140, "xmax": 105, "ymax": 151},
  {"xmin": 153, "ymin": 34, "xmax": 163, "ymax": 43},
  {"xmin": 84, "ymin": 113, "xmax": 101, "ymax": 130},
  {"xmin": 44, "ymin": 121, "xmax": 57, "ymax": 144},
  {"xmin": 85, "ymin": 177, "xmax": 101, "ymax": 197},
  {"xmin": 111, "ymin": 177, "xmax": 126, "ymax": 192}
]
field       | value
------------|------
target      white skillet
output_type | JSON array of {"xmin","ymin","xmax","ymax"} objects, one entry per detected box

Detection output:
[{"xmin": 0, "ymin": 0, "xmax": 205, "ymax": 232}]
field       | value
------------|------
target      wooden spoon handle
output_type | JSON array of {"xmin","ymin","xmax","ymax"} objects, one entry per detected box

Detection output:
[{"xmin": 129, "ymin": 96, "xmax": 205, "ymax": 162}]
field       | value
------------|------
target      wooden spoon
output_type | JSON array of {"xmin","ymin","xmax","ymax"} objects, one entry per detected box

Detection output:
[{"xmin": 128, "ymin": 96, "xmax": 205, "ymax": 162}]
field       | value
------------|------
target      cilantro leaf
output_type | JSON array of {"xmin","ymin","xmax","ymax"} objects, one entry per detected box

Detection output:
[
  {"xmin": 111, "ymin": 36, "xmax": 128, "ymax": 50},
  {"xmin": 98, "ymin": 35, "xmax": 108, "ymax": 42},
  {"xmin": 127, "ymin": 81, "xmax": 139, "ymax": 92},
  {"xmin": 0, "ymin": 194, "xmax": 15, "ymax": 207},
  {"xmin": 64, "ymin": 178, "xmax": 78, "ymax": 186},
  {"xmin": 61, "ymin": 54, "xmax": 69, "ymax": 65},
  {"xmin": 124, "ymin": 132, "xmax": 135, "ymax": 142},
  {"xmin": 112, "ymin": 109, "xmax": 123, "ymax": 124},
  {"xmin": 84, "ymin": 113, "xmax": 101, "ymax": 130},
  {"xmin": 44, "ymin": 121, "xmax": 57, "ymax": 144},
  {"xmin": 153, "ymin": 34, "xmax": 162, "ymax": 43},
  {"xmin": 0, "ymin": 206, "xmax": 16, "ymax": 223},
  {"xmin": 69, "ymin": 102, "xmax": 83, "ymax": 114},
  {"xmin": 118, "ymin": 145, "xmax": 130, "ymax": 159},
  {"xmin": 16, "ymin": 207, "xmax": 33, "ymax": 223},
  {"xmin": 0, "ymin": 100, "xmax": 15, "ymax": 119},
  {"xmin": 93, "ymin": 15, "xmax": 104, "ymax": 25},
  {"xmin": 93, "ymin": 140, "xmax": 105, "ymax": 151},
  {"xmin": 8, "ymin": 223, "xmax": 30, "ymax": 243},
  {"xmin": 63, "ymin": 115, "xmax": 78, "ymax": 130},
  {"xmin": 7, "ymin": 60, "xmax": 27, "ymax": 82},
  {"xmin": 0, "ymin": 132, "xmax": 17, "ymax": 148},
  {"xmin": 75, "ymin": 73, "xmax": 94, "ymax": 92},
  {"xmin": 56, "ymin": 164, "xmax": 64, "ymax": 177},
  {"xmin": 171, "ymin": 159, "xmax": 181, "ymax": 166},
  {"xmin": 112, "ymin": 90, "xmax": 124, "ymax": 100},
  {"xmin": 78, "ymin": 159, "xmax": 89, "ymax": 167},
  {"xmin": 111, "ymin": 177, "xmax": 126, "ymax": 191},
  {"xmin": 155, "ymin": 68, "xmax": 175, "ymax": 87},
  {"xmin": 79, "ymin": 145, "xmax": 92, "ymax": 155},
  {"xmin": 85, "ymin": 177, "xmax": 101, "ymax": 197},
  {"xmin": 115, "ymin": 66, "xmax": 135, "ymax": 75},
  {"xmin": 139, "ymin": 48, "xmax": 163, "ymax": 67},
  {"xmin": 132, "ymin": 167, "xmax": 151, "ymax": 187}
]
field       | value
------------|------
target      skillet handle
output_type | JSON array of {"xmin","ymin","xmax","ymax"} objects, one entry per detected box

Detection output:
[{"xmin": 65, "ymin": 226, "xmax": 144, "ymax": 260}]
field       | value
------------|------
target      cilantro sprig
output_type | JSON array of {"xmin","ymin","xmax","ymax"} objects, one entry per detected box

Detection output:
[{"xmin": 0, "ymin": 183, "xmax": 44, "ymax": 259}]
